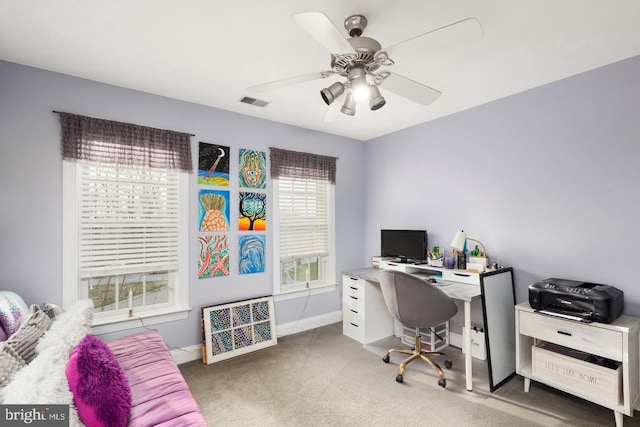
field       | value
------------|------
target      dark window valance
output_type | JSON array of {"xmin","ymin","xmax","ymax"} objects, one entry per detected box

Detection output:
[
  {"xmin": 269, "ymin": 147, "xmax": 337, "ymax": 184},
  {"xmin": 59, "ymin": 112, "xmax": 193, "ymax": 172}
]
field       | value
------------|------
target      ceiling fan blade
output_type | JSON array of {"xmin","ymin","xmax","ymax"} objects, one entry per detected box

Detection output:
[
  {"xmin": 248, "ymin": 71, "xmax": 334, "ymax": 93},
  {"xmin": 323, "ymin": 101, "xmax": 341, "ymax": 122},
  {"xmin": 379, "ymin": 73, "xmax": 442, "ymax": 106},
  {"xmin": 291, "ymin": 12, "xmax": 356, "ymax": 55},
  {"xmin": 384, "ymin": 18, "xmax": 483, "ymax": 58}
]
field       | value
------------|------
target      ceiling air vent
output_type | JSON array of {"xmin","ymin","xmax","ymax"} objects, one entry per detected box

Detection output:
[{"xmin": 240, "ymin": 96, "xmax": 269, "ymax": 108}]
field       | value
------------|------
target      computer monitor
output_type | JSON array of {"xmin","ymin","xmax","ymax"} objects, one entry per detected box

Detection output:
[{"xmin": 380, "ymin": 229, "xmax": 427, "ymax": 263}]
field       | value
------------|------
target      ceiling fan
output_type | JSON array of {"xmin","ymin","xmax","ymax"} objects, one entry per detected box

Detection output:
[{"xmin": 248, "ymin": 12, "xmax": 483, "ymax": 117}]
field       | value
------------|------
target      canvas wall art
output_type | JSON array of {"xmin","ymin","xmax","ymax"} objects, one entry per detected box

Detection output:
[
  {"xmin": 199, "ymin": 189, "xmax": 230, "ymax": 231},
  {"xmin": 238, "ymin": 234, "xmax": 266, "ymax": 275},
  {"xmin": 198, "ymin": 142, "xmax": 230, "ymax": 186},
  {"xmin": 238, "ymin": 192, "xmax": 266, "ymax": 231},
  {"xmin": 238, "ymin": 149, "xmax": 266, "ymax": 189},
  {"xmin": 197, "ymin": 235, "xmax": 230, "ymax": 278}
]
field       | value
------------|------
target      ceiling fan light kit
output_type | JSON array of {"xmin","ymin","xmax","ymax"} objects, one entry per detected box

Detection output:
[
  {"xmin": 249, "ymin": 12, "xmax": 483, "ymax": 119},
  {"xmin": 320, "ymin": 81, "xmax": 345, "ymax": 105},
  {"xmin": 340, "ymin": 91, "xmax": 357, "ymax": 116},
  {"xmin": 346, "ymin": 65, "xmax": 370, "ymax": 102},
  {"xmin": 369, "ymin": 85, "xmax": 386, "ymax": 111}
]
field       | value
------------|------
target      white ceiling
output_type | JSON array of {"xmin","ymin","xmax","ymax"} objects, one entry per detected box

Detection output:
[{"xmin": 1, "ymin": 1, "xmax": 639, "ymax": 141}]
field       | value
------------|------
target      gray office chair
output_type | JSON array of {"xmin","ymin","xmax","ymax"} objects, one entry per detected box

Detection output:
[{"xmin": 379, "ymin": 270, "xmax": 458, "ymax": 387}]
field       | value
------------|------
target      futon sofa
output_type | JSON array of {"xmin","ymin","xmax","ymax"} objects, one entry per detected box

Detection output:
[
  {"xmin": 107, "ymin": 329, "xmax": 207, "ymax": 426},
  {"xmin": 0, "ymin": 296, "xmax": 207, "ymax": 427}
]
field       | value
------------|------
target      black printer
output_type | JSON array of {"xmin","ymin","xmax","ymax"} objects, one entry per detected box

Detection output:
[{"xmin": 529, "ymin": 278, "xmax": 624, "ymax": 324}]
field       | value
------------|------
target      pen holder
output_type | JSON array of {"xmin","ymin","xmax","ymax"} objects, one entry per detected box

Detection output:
[
  {"xmin": 456, "ymin": 253, "xmax": 466, "ymax": 270},
  {"xmin": 427, "ymin": 255, "xmax": 444, "ymax": 267},
  {"xmin": 444, "ymin": 257, "xmax": 455, "ymax": 269}
]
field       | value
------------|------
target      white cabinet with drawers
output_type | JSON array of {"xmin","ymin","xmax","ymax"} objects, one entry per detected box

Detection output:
[
  {"xmin": 516, "ymin": 302, "xmax": 640, "ymax": 427},
  {"xmin": 342, "ymin": 274, "xmax": 395, "ymax": 344}
]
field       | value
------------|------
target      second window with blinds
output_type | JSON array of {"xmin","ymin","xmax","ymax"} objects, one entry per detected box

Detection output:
[{"xmin": 271, "ymin": 148, "xmax": 337, "ymax": 298}]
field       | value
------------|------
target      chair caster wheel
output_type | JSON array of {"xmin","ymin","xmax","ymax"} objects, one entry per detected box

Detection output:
[
  {"xmin": 382, "ymin": 355, "xmax": 390, "ymax": 363},
  {"xmin": 396, "ymin": 374, "xmax": 403, "ymax": 383},
  {"xmin": 444, "ymin": 360, "xmax": 453, "ymax": 369},
  {"xmin": 438, "ymin": 379, "xmax": 447, "ymax": 388}
]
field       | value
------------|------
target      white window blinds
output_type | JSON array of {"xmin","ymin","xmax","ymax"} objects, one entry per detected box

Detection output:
[
  {"xmin": 277, "ymin": 176, "xmax": 330, "ymax": 260},
  {"xmin": 79, "ymin": 162, "xmax": 180, "ymax": 278}
]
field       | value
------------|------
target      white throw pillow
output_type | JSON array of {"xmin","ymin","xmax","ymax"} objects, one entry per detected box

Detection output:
[
  {"xmin": 36, "ymin": 299, "xmax": 93, "ymax": 354},
  {"xmin": 0, "ymin": 299, "xmax": 94, "ymax": 426}
]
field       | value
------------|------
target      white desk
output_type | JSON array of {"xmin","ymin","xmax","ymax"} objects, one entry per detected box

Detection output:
[{"xmin": 342, "ymin": 265, "xmax": 515, "ymax": 392}]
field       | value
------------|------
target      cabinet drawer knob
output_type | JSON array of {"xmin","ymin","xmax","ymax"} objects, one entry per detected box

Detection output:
[
  {"xmin": 350, "ymin": 277, "xmax": 358, "ymax": 281},
  {"xmin": 350, "ymin": 322, "xmax": 359, "ymax": 327},
  {"xmin": 557, "ymin": 330, "xmax": 572, "ymax": 336},
  {"xmin": 349, "ymin": 286, "xmax": 358, "ymax": 290},
  {"xmin": 350, "ymin": 309, "xmax": 358, "ymax": 314}
]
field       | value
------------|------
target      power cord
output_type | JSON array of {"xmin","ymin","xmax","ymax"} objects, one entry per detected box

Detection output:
[{"xmin": 285, "ymin": 289, "xmax": 311, "ymax": 336}]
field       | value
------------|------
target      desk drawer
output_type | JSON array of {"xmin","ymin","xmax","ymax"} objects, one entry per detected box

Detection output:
[
  {"xmin": 343, "ymin": 305, "xmax": 364, "ymax": 326},
  {"xmin": 342, "ymin": 276, "xmax": 364, "ymax": 313},
  {"xmin": 379, "ymin": 261, "xmax": 410, "ymax": 272},
  {"xmin": 343, "ymin": 276, "xmax": 364, "ymax": 297},
  {"xmin": 443, "ymin": 270, "xmax": 480, "ymax": 285},
  {"xmin": 343, "ymin": 308, "xmax": 365, "ymax": 342},
  {"xmin": 343, "ymin": 294, "xmax": 363, "ymax": 313},
  {"xmin": 518, "ymin": 310, "xmax": 622, "ymax": 361}
]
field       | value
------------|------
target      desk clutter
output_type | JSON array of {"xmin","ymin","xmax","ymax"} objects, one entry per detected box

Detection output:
[
  {"xmin": 427, "ymin": 246, "xmax": 443, "ymax": 267},
  {"xmin": 373, "ymin": 228, "xmax": 505, "ymax": 274}
]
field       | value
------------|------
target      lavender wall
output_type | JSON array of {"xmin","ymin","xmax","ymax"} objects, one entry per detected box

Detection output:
[
  {"xmin": 0, "ymin": 60, "xmax": 366, "ymax": 348},
  {"xmin": 3, "ymin": 54, "xmax": 639, "ymax": 351},
  {"xmin": 365, "ymin": 55, "xmax": 640, "ymax": 315}
]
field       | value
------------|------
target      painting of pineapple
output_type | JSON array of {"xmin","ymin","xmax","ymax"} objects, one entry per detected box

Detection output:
[{"xmin": 199, "ymin": 190, "xmax": 229, "ymax": 231}]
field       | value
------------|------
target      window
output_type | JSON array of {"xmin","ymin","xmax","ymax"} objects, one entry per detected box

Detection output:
[
  {"xmin": 60, "ymin": 113, "xmax": 192, "ymax": 333},
  {"xmin": 270, "ymin": 148, "xmax": 337, "ymax": 297}
]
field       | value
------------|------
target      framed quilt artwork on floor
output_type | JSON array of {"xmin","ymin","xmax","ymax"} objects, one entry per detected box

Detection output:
[{"xmin": 201, "ymin": 296, "xmax": 277, "ymax": 364}]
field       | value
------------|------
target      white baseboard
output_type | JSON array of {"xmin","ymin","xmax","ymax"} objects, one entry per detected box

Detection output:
[
  {"xmin": 172, "ymin": 344, "xmax": 203, "ymax": 365},
  {"xmin": 172, "ymin": 310, "xmax": 343, "ymax": 365},
  {"xmin": 276, "ymin": 310, "xmax": 342, "ymax": 337}
]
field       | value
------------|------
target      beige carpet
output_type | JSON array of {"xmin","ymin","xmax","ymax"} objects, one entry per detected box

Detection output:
[{"xmin": 180, "ymin": 322, "xmax": 640, "ymax": 427}]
